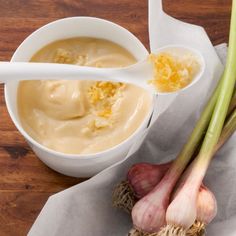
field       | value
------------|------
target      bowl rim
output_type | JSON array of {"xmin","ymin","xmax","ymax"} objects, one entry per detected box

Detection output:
[{"xmin": 5, "ymin": 16, "xmax": 155, "ymax": 160}]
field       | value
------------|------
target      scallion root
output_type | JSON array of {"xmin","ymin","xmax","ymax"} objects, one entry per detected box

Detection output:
[
  {"xmin": 157, "ymin": 225, "xmax": 186, "ymax": 236},
  {"xmin": 186, "ymin": 221, "xmax": 205, "ymax": 236},
  {"xmin": 112, "ymin": 181, "xmax": 136, "ymax": 213},
  {"xmin": 128, "ymin": 228, "xmax": 159, "ymax": 236},
  {"xmin": 128, "ymin": 221, "xmax": 205, "ymax": 236}
]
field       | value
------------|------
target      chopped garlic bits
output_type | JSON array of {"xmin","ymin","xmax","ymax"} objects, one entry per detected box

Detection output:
[
  {"xmin": 149, "ymin": 50, "xmax": 201, "ymax": 93},
  {"xmin": 17, "ymin": 38, "xmax": 152, "ymax": 154},
  {"xmin": 88, "ymin": 82, "xmax": 124, "ymax": 116}
]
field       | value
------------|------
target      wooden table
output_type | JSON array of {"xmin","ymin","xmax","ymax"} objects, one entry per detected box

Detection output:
[{"xmin": 0, "ymin": 0, "xmax": 232, "ymax": 235}]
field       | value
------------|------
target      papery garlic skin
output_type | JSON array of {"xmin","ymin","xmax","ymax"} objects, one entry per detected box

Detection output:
[
  {"xmin": 132, "ymin": 195, "xmax": 168, "ymax": 233},
  {"xmin": 166, "ymin": 182, "xmax": 198, "ymax": 230},
  {"xmin": 197, "ymin": 185, "xmax": 217, "ymax": 224}
]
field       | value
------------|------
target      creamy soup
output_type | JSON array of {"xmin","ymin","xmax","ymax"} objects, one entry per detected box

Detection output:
[{"xmin": 17, "ymin": 38, "xmax": 152, "ymax": 154}]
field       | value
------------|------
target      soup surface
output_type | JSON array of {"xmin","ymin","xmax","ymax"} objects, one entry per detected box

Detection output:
[{"xmin": 18, "ymin": 38, "xmax": 152, "ymax": 154}]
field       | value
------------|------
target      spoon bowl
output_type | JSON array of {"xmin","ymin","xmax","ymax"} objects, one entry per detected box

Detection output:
[{"xmin": 152, "ymin": 45, "xmax": 206, "ymax": 95}]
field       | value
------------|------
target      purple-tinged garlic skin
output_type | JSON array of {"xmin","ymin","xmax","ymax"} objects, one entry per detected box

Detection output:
[
  {"xmin": 132, "ymin": 192, "xmax": 169, "ymax": 233},
  {"xmin": 127, "ymin": 162, "xmax": 171, "ymax": 198}
]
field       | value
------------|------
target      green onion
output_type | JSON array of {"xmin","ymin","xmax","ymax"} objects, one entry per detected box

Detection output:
[
  {"xmin": 215, "ymin": 108, "xmax": 236, "ymax": 153},
  {"xmin": 114, "ymin": 105, "xmax": 236, "ymax": 218},
  {"xmin": 130, "ymin": 1, "xmax": 236, "ymax": 234},
  {"xmin": 162, "ymin": 1, "xmax": 236, "ymax": 234},
  {"xmin": 130, "ymin": 62, "xmax": 222, "ymax": 235},
  {"xmin": 228, "ymin": 89, "xmax": 236, "ymax": 115},
  {"xmin": 128, "ymin": 108, "xmax": 236, "ymax": 236}
]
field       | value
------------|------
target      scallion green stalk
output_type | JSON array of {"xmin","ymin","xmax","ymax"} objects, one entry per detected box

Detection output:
[
  {"xmin": 215, "ymin": 108, "xmax": 236, "ymax": 153},
  {"xmin": 228, "ymin": 89, "xmax": 236, "ymax": 115}
]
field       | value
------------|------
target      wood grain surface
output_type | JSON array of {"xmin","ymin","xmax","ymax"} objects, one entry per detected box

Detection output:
[{"xmin": 0, "ymin": 0, "xmax": 232, "ymax": 235}]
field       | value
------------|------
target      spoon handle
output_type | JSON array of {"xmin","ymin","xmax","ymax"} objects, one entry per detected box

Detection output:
[{"xmin": 0, "ymin": 62, "xmax": 118, "ymax": 83}]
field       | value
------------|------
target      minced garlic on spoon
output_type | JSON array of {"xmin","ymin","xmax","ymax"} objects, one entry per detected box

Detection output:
[{"xmin": 148, "ymin": 50, "xmax": 201, "ymax": 93}]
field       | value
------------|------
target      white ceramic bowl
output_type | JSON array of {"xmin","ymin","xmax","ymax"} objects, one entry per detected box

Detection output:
[{"xmin": 5, "ymin": 17, "xmax": 154, "ymax": 177}]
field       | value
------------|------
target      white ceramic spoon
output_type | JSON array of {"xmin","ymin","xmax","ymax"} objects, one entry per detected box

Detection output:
[
  {"xmin": 0, "ymin": 60, "xmax": 155, "ymax": 92},
  {"xmin": 0, "ymin": 45, "xmax": 205, "ymax": 94}
]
